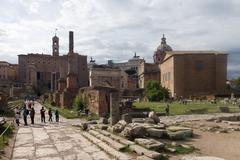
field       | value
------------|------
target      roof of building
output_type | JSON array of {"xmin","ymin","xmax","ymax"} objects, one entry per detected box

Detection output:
[
  {"xmin": 165, "ymin": 50, "xmax": 227, "ymax": 55},
  {"xmin": 0, "ymin": 61, "xmax": 9, "ymax": 64},
  {"xmin": 0, "ymin": 61, "xmax": 17, "ymax": 66},
  {"xmin": 161, "ymin": 50, "xmax": 227, "ymax": 64}
]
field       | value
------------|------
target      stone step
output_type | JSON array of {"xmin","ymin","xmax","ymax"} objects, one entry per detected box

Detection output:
[
  {"xmin": 93, "ymin": 129, "xmax": 161, "ymax": 159},
  {"xmin": 95, "ymin": 129, "xmax": 134, "ymax": 146},
  {"xmin": 129, "ymin": 144, "xmax": 163, "ymax": 159},
  {"xmin": 81, "ymin": 131, "xmax": 133, "ymax": 160},
  {"xmin": 88, "ymin": 130, "xmax": 126, "ymax": 151},
  {"xmin": 136, "ymin": 155, "xmax": 154, "ymax": 160}
]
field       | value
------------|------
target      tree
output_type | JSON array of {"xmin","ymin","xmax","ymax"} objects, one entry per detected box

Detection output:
[
  {"xmin": 145, "ymin": 80, "xmax": 170, "ymax": 101},
  {"xmin": 73, "ymin": 96, "xmax": 86, "ymax": 111},
  {"xmin": 233, "ymin": 77, "xmax": 240, "ymax": 88}
]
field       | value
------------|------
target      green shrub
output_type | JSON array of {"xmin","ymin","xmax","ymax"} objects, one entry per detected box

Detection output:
[
  {"xmin": 73, "ymin": 96, "xmax": 86, "ymax": 111},
  {"xmin": 145, "ymin": 80, "xmax": 170, "ymax": 102}
]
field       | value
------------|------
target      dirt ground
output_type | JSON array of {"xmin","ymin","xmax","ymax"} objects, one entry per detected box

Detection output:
[{"xmin": 170, "ymin": 120, "xmax": 240, "ymax": 160}]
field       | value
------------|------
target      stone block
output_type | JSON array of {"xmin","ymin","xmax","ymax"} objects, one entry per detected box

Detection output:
[
  {"xmin": 167, "ymin": 130, "xmax": 193, "ymax": 140},
  {"xmin": 147, "ymin": 128, "xmax": 166, "ymax": 138},
  {"xmin": 121, "ymin": 123, "xmax": 148, "ymax": 139},
  {"xmin": 181, "ymin": 156, "xmax": 225, "ymax": 160},
  {"xmin": 135, "ymin": 138, "xmax": 165, "ymax": 150},
  {"xmin": 122, "ymin": 114, "xmax": 132, "ymax": 123},
  {"xmin": 98, "ymin": 124, "xmax": 108, "ymax": 130},
  {"xmin": 111, "ymin": 120, "xmax": 127, "ymax": 133},
  {"xmin": 132, "ymin": 118, "xmax": 146, "ymax": 123},
  {"xmin": 137, "ymin": 156, "xmax": 153, "ymax": 160},
  {"xmin": 145, "ymin": 118, "xmax": 156, "ymax": 124},
  {"xmin": 129, "ymin": 145, "xmax": 162, "ymax": 159}
]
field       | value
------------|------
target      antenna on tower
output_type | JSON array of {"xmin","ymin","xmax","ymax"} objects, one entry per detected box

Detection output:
[{"xmin": 55, "ymin": 28, "xmax": 58, "ymax": 36}]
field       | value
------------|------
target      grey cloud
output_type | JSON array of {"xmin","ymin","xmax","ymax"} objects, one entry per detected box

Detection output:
[{"xmin": 0, "ymin": 0, "xmax": 240, "ymax": 78}]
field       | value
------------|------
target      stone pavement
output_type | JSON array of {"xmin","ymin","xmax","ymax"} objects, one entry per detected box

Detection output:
[
  {"xmin": 12, "ymin": 102, "xmax": 112, "ymax": 160},
  {"xmin": 160, "ymin": 112, "xmax": 240, "ymax": 125}
]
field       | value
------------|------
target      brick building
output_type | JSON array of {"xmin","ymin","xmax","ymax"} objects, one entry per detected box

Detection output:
[
  {"xmin": 161, "ymin": 51, "xmax": 227, "ymax": 98},
  {"xmin": 0, "ymin": 61, "xmax": 18, "ymax": 81},
  {"xmin": 18, "ymin": 31, "xmax": 88, "ymax": 90},
  {"xmin": 138, "ymin": 35, "xmax": 228, "ymax": 98},
  {"xmin": 138, "ymin": 62, "xmax": 160, "ymax": 88}
]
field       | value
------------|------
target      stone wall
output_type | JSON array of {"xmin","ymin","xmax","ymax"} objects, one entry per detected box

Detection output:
[
  {"xmin": 138, "ymin": 62, "xmax": 160, "ymax": 88},
  {"xmin": 89, "ymin": 66, "xmax": 122, "ymax": 89},
  {"xmin": 79, "ymin": 86, "xmax": 118, "ymax": 117}
]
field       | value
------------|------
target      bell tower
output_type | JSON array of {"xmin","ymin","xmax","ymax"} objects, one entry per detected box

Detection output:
[{"xmin": 52, "ymin": 30, "xmax": 59, "ymax": 56}]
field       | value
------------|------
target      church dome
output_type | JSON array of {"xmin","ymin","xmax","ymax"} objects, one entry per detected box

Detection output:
[{"xmin": 157, "ymin": 34, "xmax": 172, "ymax": 52}]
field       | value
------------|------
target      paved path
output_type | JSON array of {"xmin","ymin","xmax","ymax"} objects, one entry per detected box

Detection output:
[
  {"xmin": 12, "ymin": 102, "xmax": 112, "ymax": 160},
  {"xmin": 160, "ymin": 112, "xmax": 240, "ymax": 125}
]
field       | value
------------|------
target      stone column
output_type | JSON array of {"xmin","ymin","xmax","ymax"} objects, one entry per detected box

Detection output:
[
  {"xmin": 69, "ymin": 31, "xmax": 74, "ymax": 53},
  {"xmin": 109, "ymin": 92, "xmax": 120, "ymax": 126},
  {"xmin": 51, "ymin": 72, "xmax": 56, "ymax": 92}
]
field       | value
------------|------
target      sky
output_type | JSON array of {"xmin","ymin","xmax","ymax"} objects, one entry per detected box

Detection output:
[{"xmin": 0, "ymin": 0, "xmax": 240, "ymax": 78}]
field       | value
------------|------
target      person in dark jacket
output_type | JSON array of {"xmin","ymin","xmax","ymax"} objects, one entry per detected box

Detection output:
[
  {"xmin": 23, "ymin": 106, "xmax": 29, "ymax": 126},
  {"xmin": 30, "ymin": 107, "xmax": 35, "ymax": 124},
  {"xmin": 55, "ymin": 109, "xmax": 59, "ymax": 122},
  {"xmin": 40, "ymin": 107, "xmax": 46, "ymax": 123},
  {"xmin": 48, "ymin": 108, "xmax": 53, "ymax": 122}
]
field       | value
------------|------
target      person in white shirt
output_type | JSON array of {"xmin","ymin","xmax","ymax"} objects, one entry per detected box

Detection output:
[{"xmin": 15, "ymin": 106, "xmax": 20, "ymax": 126}]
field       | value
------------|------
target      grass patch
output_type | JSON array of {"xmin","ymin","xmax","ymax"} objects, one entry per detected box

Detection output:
[
  {"xmin": 174, "ymin": 145, "xmax": 195, "ymax": 154},
  {"xmin": 42, "ymin": 102, "xmax": 99, "ymax": 120},
  {"xmin": 164, "ymin": 143, "xmax": 196, "ymax": 155},
  {"xmin": 42, "ymin": 102, "xmax": 80, "ymax": 119},
  {"xmin": 0, "ymin": 123, "xmax": 14, "ymax": 150},
  {"xmin": 154, "ymin": 156, "xmax": 169, "ymax": 160},
  {"xmin": 0, "ymin": 99, "xmax": 24, "ymax": 117},
  {"xmin": 119, "ymin": 145, "xmax": 132, "ymax": 153},
  {"xmin": 133, "ymin": 101, "xmax": 240, "ymax": 116}
]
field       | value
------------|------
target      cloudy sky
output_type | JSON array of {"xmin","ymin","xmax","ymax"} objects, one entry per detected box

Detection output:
[{"xmin": 0, "ymin": 0, "xmax": 240, "ymax": 78}]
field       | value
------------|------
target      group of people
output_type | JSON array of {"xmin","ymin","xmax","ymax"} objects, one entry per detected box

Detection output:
[
  {"xmin": 15, "ymin": 100, "xmax": 60, "ymax": 126},
  {"xmin": 40, "ymin": 107, "xmax": 59, "ymax": 123}
]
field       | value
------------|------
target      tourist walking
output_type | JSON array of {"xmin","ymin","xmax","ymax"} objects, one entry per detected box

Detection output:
[
  {"xmin": 30, "ymin": 107, "xmax": 35, "ymax": 124},
  {"xmin": 55, "ymin": 109, "xmax": 59, "ymax": 122},
  {"xmin": 15, "ymin": 106, "xmax": 20, "ymax": 126},
  {"xmin": 23, "ymin": 106, "xmax": 29, "ymax": 126},
  {"xmin": 40, "ymin": 107, "xmax": 46, "ymax": 123},
  {"xmin": 48, "ymin": 108, "xmax": 53, "ymax": 122}
]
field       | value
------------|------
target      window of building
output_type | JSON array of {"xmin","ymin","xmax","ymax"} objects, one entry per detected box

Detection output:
[
  {"xmin": 195, "ymin": 60, "xmax": 204, "ymax": 71},
  {"xmin": 37, "ymin": 72, "xmax": 41, "ymax": 80}
]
